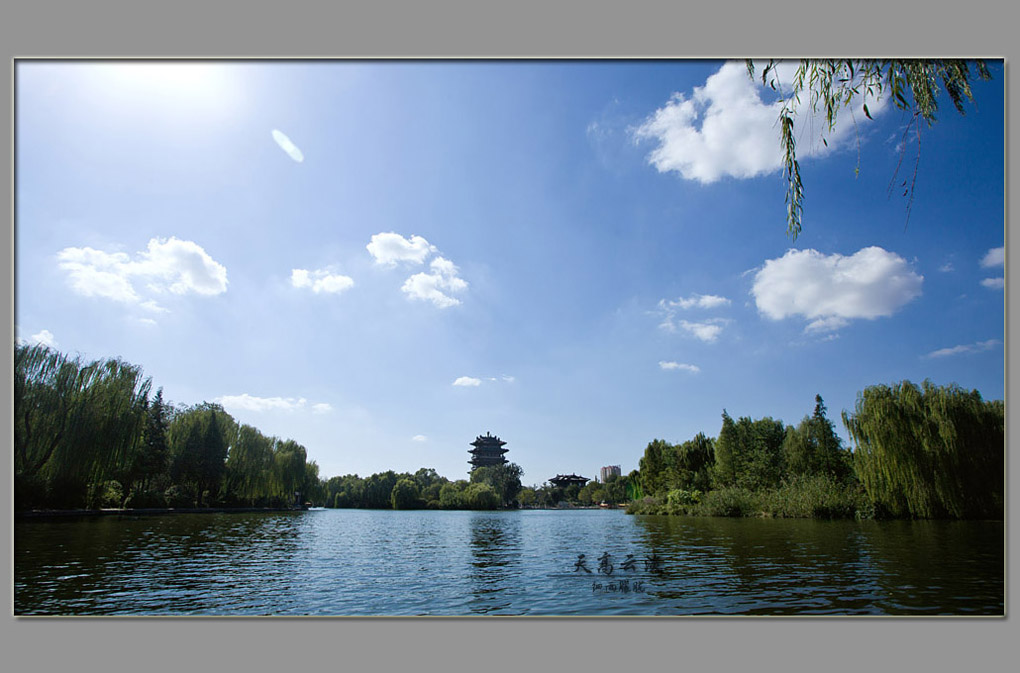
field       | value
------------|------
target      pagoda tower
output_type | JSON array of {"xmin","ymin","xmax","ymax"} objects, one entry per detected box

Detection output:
[{"xmin": 469, "ymin": 431, "xmax": 509, "ymax": 471}]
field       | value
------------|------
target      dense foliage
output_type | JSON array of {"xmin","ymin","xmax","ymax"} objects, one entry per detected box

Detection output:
[
  {"xmin": 323, "ymin": 463, "xmax": 526, "ymax": 511},
  {"xmin": 15, "ymin": 343, "xmax": 323, "ymax": 511},
  {"xmin": 843, "ymin": 380, "xmax": 1003, "ymax": 519},
  {"xmin": 628, "ymin": 385, "xmax": 1001, "ymax": 520}
]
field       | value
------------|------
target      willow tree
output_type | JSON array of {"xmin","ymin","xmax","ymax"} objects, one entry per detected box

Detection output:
[
  {"xmin": 842, "ymin": 380, "xmax": 1003, "ymax": 519},
  {"xmin": 14, "ymin": 344, "xmax": 151, "ymax": 507},
  {"xmin": 747, "ymin": 59, "xmax": 993, "ymax": 238},
  {"xmin": 674, "ymin": 432, "xmax": 715, "ymax": 492},
  {"xmin": 273, "ymin": 439, "xmax": 308, "ymax": 505},
  {"xmin": 224, "ymin": 424, "xmax": 277, "ymax": 505}
]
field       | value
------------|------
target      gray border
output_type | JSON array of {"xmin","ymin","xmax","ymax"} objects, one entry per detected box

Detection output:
[{"xmin": 2, "ymin": 0, "xmax": 1016, "ymax": 670}]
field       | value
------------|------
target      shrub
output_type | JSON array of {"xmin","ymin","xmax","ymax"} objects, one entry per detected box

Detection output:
[
  {"xmin": 625, "ymin": 496, "xmax": 664, "ymax": 515},
  {"xmin": 464, "ymin": 483, "xmax": 500, "ymax": 510},
  {"xmin": 759, "ymin": 474, "xmax": 867, "ymax": 519},
  {"xmin": 123, "ymin": 489, "xmax": 165, "ymax": 509},
  {"xmin": 666, "ymin": 489, "xmax": 702, "ymax": 506},
  {"xmin": 88, "ymin": 480, "xmax": 124, "ymax": 509},
  {"xmin": 693, "ymin": 487, "xmax": 759, "ymax": 517},
  {"xmin": 163, "ymin": 485, "xmax": 194, "ymax": 508}
]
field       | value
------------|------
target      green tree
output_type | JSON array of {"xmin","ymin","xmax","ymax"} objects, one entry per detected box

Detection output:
[
  {"xmin": 327, "ymin": 474, "xmax": 365, "ymax": 508},
  {"xmin": 463, "ymin": 483, "xmax": 500, "ymax": 510},
  {"xmin": 843, "ymin": 380, "xmax": 1003, "ymax": 519},
  {"xmin": 783, "ymin": 395, "xmax": 852, "ymax": 482},
  {"xmin": 517, "ymin": 487, "xmax": 537, "ymax": 508},
  {"xmin": 712, "ymin": 411, "xmax": 740, "ymax": 488},
  {"xmin": 625, "ymin": 470, "xmax": 643, "ymax": 501},
  {"xmin": 303, "ymin": 461, "xmax": 323, "ymax": 505},
  {"xmin": 673, "ymin": 433, "xmax": 715, "ymax": 492},
  {"xmin": 168, "ymin": 404, "xmax": 234, "ymax": 507},
  {"xmin": 747, "ymin": 59, "xmax": 993, "ymax": 238},
  {"xmin": 14, "ymin": 344, "xmax": 151, "ymax": 509},
  {"xmin": 601, "ymin": 474, "xmax": 628, "ymax": 505},
  {"xmin": 470, "ymin": 462, "xmax": 524, "ymax": 507},
  {"xmin": 362, "ymin": 471, "xmax": 399, "ymax": 508},
  {"xmin": 712, "ymin": 411, "xmax": 786, "ymax": 491},
  {"xmin": 225, "ymin": 425, "xmax": 277, "ymax": 505},
  {"xmin": 739, "ymin": 417, "xmax": 787, "ymax": 491},
  {"xmin": 137, "ymin": 388, "xmax": 171, "ymax": 492},
  {"xmin": 390, "ymin": 478, "xmax": 422, "ymax": 509},
  {"xmin": 638, "ymin": 438, "xmax": 673, "ymax": 496},
  {"xmin": 439, "ymin": 480, "xmax": 467, "ymax": 509},
  {"xmin": 273, "ymin": 439, "xmax": 308, "ymax": 506}
]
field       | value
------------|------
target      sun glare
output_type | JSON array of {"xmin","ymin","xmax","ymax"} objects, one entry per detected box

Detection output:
[{"xmin": 84, "ymin": 61, "xmax": 240, "ymax": 120}]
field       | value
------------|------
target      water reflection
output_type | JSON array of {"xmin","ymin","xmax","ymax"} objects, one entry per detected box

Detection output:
[
  {"xmin": 629, "ymin": 516, "xmax": 1003, "ymax": 615},
  {"xmin": 467, "ymin": 512, "xmax": 523, "ymax": 614},
  {"xmin": 15, "ymin": 510, "xmax": 1004, "ymax": 616}
]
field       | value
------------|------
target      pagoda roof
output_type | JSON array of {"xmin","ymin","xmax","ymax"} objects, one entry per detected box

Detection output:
[
  {"xmin": 471, "ymin": 431, "xmax": 506, "ymax": 446},
  {"xmin": 549, "ymin": 473, "xmax": 590, "ymax": 485}
]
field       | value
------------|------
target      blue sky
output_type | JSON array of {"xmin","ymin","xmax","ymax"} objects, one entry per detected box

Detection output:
[{"xmin": 15, "ymin": 60, "xmax": 1005, "ymax": 486}]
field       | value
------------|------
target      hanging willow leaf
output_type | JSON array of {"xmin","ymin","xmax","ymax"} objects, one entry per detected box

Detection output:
[{"xmin": 746, "ymin": 59, "xmax": 992, "ymax": 239}]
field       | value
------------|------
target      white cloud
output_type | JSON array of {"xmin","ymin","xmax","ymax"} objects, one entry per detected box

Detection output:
[
  {"xmin": 804, "ymin": 316, "xmax": 850, "ymax": 334},
  {"xmin": 366, "ymin": 233, "xmax": 437, "ymax": 266},
  {"xmin": 633, "ymin": 61, "xmax": 886, "ymax": 184},
  {"xmin": 925, "ymin": 339, "xmax": 1001, "ymax": 359},
  {"xmin": 312, "ymin": 403, "xmax": 333, "ymax": 414},
  {"xmin": 140, "ymin": 299, "xmax": 169, "ymax": 313},
  {"xmin": 980, "ymin": 247, "xmax": 1004, "ymax": 268},
  {"xmin": 501, "ymin": 375, "xmax": 516, "ymax": 383},
  {"xmin": 661, "ymin": 293, "xmax": 731, "ymax": 310},
  {"xmin": 659, "ymin": 361, "xmax": 700, "ymax": 373},
  {"xmin": 402, "ymin": 257, "xmax": 468, "ymax": 308},
  {"xmin": 215, "ymin": 394, "xmax": 309, "ymax": 413},
  {"xmin": 56, "ymin": 247, "xmax": 139, "ymax": 302},
  {"xmin": 981, "ymin": 277, "xmax": 1005, "ymax": 290},
  {"xmin": 657, "ymin": 293, "xmax": 731, "ymax": 338},
  {"xmin": 412, "ymin": 435, "xmax": 428, "ymax": 442},
  {"xmin": 452, "ymin": 376, "xmax": 482, "ymax": 387},
  {"xmin": 271, "ymin": 129, "xmax": 304, "ymax": 163},
  {"xmin": 138, "ymin": 318, "xmax": 158, "ymax": 327},
  {"xmin": 136, "ymin": 237, "xmax": 228, "ymax": 296},
  {"xmin": 678, "ymin": 319, "xmax": 727, "ymax": 343},
  {"xmin": 291, "ymin": 268, "xmax": 355, "ymax": 294},
  {"xmin": 752, "ymin": 247, "xmax": 923, "ymax": 332},
  {"xmin": 367, "ymin": 233, "xmax": 468, "ymax": 308},
  {"xmin": 57, "ymin": 237, "xmax": 228, "ymax": 307},
  {"xmin": 939, "ymin": 262, "xmax": 955, "ymax": 273},
  {"xmin": 21, "ymin": 329, "xmax": 58, "ymax": 348}
]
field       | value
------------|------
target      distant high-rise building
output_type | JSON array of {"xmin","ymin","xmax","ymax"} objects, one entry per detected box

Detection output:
[
  {"xmin": 600, "ymin": 465, "xmax": 621, "ymax": 482},
  {"xmin": 468, "ymin": 432, "xmax": 508, "ymax": 471}
]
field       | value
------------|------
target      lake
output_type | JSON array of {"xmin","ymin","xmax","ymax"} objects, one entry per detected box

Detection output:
[{"xmin": 14, "ymin": 508, "xmax": 1004, "ymax": 616}]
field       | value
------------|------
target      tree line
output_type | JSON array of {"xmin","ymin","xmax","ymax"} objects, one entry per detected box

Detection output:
[
  {"xmin": 15, "ymin": 343, "xmax": 323, "ymax": 511},
  {"xmin": 629, "ymin": 384, "xmax": 1003, "ymax": 520},
  {"xmin": 15, "ymin": 343, "xmax": 1002, "ymax": 519},
  {"xmin": 323, "ymin": 463, "xmax": 524, "ymax": 511}
]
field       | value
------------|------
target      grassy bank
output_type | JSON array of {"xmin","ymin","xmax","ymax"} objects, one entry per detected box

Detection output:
[{"xmin": 626, "ymin": 475, "xmax": 873, "ymax": 519}]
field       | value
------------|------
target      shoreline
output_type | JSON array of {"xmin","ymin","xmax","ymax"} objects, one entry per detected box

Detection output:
[{"xmin": 16, "ymin": 506, "xmax": 309, "ymax": 519}]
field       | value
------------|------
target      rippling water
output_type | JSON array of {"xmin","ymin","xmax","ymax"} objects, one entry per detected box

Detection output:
[{"xmin": 14, "ymin": 509, "xmax": 1004, "ymax": 616}]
